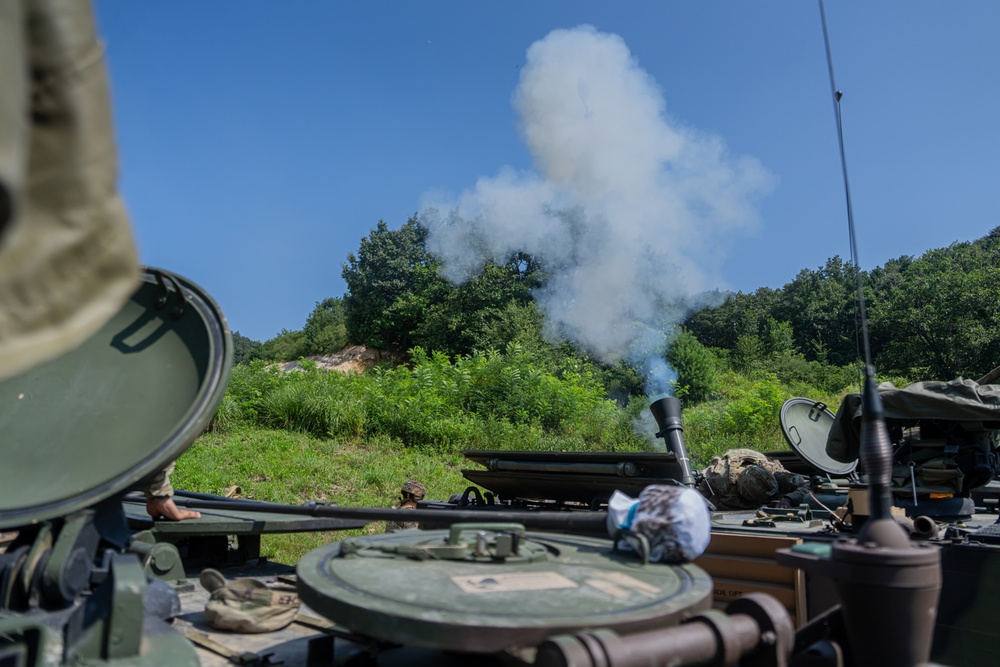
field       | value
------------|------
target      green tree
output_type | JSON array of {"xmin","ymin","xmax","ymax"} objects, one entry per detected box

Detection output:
[
  {"xmin": 302, "ymin": 297, "xmax": 348, "ymax": 354},
  {"xmin": 343, "ymin": 219, "xmax": 545, "ymax": 357},
  {"xmin": 684, "ymin": 288, "xmax": 782, "ymax": 352},
  {"xmin": 415, "ymin": 253, "xmax": 543, "ymax": 356},
  {"xmin": 342, "ymin": 218, "xmax": 448, "ymax": 353},
  {"xmin": 870, "ymin": 232, "xmax": 1000, "ymax": 379},
  {"xmin": 666, "ymin": 329, "xmax": 718, "ymax": 404},
  {"xmin": 258, "ymin": 328, "xmax": 309, "ymax": 361},
  {"xmin": 773, "ymin": 256, "xmax": 859, "ymax": 366},
  {"xmin": 232, "ymin": 331, "xmax": 263, "ymax": 365}
]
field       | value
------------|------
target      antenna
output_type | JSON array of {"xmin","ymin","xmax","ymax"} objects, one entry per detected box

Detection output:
[
  {"xmin": 774, "ymin": 12, "xmax": 942, "ymax": 666},
  {"xmin": 818, "ymin": 0, "xmax": 898, "ymax": 535}
]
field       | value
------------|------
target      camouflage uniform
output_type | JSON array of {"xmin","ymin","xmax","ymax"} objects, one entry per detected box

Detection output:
[
  {"xmin": 140, "ymin": 461, "xmax": 176, "ymax": 501},
  {"xmin": 385, "ymin": 480, "xmax": 426, "ymax": 532},
  {"xmin": 698, "ymin": 449, "xmax": 810, "ymax": 510}
]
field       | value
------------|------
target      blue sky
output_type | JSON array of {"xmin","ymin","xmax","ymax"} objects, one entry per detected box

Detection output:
[{"xmin": 93, "ymin": 2, "xmax": 1000, "ymax": 344}]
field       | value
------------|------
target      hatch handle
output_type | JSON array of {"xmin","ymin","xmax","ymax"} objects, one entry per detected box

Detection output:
[
  {"xmin": 152, "ymin": 269, "xmax": 187, "ymax": 319},
  {"xmin": 808, "ymin": 402, "xmax": 827, "ymax": 421},
  {"xmin": 448, "ymin": 523, "xmax": 525, "ymax": 546}
]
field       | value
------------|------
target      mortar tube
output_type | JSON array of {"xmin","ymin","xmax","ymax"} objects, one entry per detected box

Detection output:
[{"xmin": 649, "ymin": 397, "xmax": 696, "ymax": 487}]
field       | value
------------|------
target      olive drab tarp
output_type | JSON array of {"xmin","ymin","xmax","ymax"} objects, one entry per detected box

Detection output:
[
  {"xmin": 0, "ymin": 0, "xmax": 139, "ymax": 381},
  {"xmin": 826, "ymin": 378, "xmax": 1000, "ymax": 464},
  {"xmin": 200, "ymin": 568, "xmax": 301, "ymax": 633}
]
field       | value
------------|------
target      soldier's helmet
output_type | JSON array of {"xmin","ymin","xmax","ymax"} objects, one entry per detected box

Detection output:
[
  {"xmin": 401, "ymin": 480, "xmax": 426, "ymax": 501},
  {"xmin": 776, "ymin": 472, "xmax": 809, "ymax": 492},
  {"xmin": 736, "ymin": 465, "xmax": 779, "ymax": 507}
]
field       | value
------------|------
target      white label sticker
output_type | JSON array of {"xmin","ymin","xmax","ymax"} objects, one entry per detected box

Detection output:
[
  {"xmin": 589, "ymin": 572, "xmax": 660, "ymax": 597},
  {"xmin": 584, "ymin": 578, "xmax": 629, "ymax": 598},
  {"xmin": 450, "ymin": 571, "xmax": 579, "ymax": 594}
]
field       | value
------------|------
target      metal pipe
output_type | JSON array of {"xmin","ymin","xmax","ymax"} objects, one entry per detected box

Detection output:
[
  {"xmin": 172, "ymin": 498, "xmax": 610, "ymax": 534},
  {"xmin": 486, "ymin": 459, "xmax": 640, "ymax": 477},
  {"xmin": 912, "ymin": 515, "xmax": 939, "ymax": 540},
  {"xmin": 535, "ymin": 613, "xmax": 768, "ymax": 667}
]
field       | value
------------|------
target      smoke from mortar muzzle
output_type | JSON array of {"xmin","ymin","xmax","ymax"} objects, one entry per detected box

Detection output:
[{"xmin": 421, "ymin": 25, "xmax": 774, "ymax": 403}]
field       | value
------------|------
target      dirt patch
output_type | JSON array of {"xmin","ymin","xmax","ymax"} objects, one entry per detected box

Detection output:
[{"xmin": 277, "ymin": 345, "xmax": 396, "ymax": 375}]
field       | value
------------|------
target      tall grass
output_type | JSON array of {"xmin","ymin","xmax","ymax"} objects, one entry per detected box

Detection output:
[
  {"xmin": 212, "ymin": 348, "xmax": 645, "ymax": 453},
  {"xmin": 184, "ymin": 346, "xmax": 865, "ymax": 563},
  {"xmin": 172, "ymin": 428, "xmax": 470, "ymax": 564}
]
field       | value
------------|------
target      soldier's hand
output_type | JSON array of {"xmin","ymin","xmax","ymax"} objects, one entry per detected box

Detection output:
[{"xmin": 147, "ymin": 497, "xmax": 201, "ymax": 521}]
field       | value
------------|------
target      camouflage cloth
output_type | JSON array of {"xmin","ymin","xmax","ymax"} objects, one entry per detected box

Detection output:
[
  {"xmin": 698, "ymin": 449, "xmax": 810, "ymax": 510},
  {"xmin": 737, "ymin": 465, "xmax": 779, "ymax": 507},
  {"xmin": 627, "ymin": 486, "xmax": 711, "ymax": 563},
  {"xmin": 200, "ymin": 568, "xmax": 300, "ymax": 633},
  {"xmin": 0, "ymin": 0, "xmax": 140, "ymax": 382},
  {"xmin": 384, "ymin": 500, "xmax": 419, "ymax": 532}
]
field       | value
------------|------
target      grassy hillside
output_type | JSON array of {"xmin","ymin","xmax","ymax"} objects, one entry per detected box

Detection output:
[
  {"xmin": 172, "ymin": 428, "xmax": 471, "ymax": 564},
  {"xmin": 170, "ymin": 346, "xmax": 864, "ymax": 564}
]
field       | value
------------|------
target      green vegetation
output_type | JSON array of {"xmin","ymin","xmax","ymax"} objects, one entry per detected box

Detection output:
[
  {"xmin": 686, "ymin": 227, "xmax": 1000, "ymax": 380},
  {"xmin": 195, "ymin": 223, "xmax": 998, "ymax": 563},
  {"xmin": 342, "ymin": 218, "xmax": 543, "ymax": 357},
  {"xmin": 667, "ymin": 330, "xmax": 718, "ymax": 404},
  {"xmin": 237, "ymin": 298, "xmax": 350, "ymax": 364},
  {"xmin": 213, "ymin": 346, "xmax": 645, "ymax": 452},
  {"xmin": 171, "ymin": 428, "xmax": 470, "ymax": 564}
]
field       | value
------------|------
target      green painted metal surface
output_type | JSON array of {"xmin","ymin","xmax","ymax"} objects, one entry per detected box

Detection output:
[
  {"xmin": 780, "ymin": 397, "xmax": 854, "ymax": 475},
  {"xmin": 297, "ymin": 525, "xmax": 713, "ymax": 653},
  {"xmin": 0, "ymin": 268, "xmax": 231, "ymax": 529}
]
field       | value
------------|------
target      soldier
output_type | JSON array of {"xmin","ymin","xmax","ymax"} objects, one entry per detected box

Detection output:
[
  {"xmin": 698, "ymin": 448, "xmax": 811, "ymax": 511},
  {"xmin": 141, "ymin": 463, "xmax": 201, "ymax": 521},
  {"xmin": 385, "ymin": 480, "xmax": 426, "ymax": 532}
]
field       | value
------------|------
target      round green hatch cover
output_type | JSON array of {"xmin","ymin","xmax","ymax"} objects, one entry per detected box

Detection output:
[
  {"xmin": 296, "ymin": 523, "xmax": 712, "ymax": 653},
  {"xmin": 0, "ymin": 268, "xmax": 232, "ymax": 529},
  {"xmin": 780, "ymin": 397, "xmax": 855, "ymax": 476}
]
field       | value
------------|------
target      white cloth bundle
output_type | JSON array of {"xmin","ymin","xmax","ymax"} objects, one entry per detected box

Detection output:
[{"xmin": 606, "ymin": 485, "xmax": 711, "ymax": 562}]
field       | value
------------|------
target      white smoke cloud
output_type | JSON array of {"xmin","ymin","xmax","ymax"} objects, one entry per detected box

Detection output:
[{"xmin": 421, "ymin": 25, "xmax": 775, "ymax": 396}]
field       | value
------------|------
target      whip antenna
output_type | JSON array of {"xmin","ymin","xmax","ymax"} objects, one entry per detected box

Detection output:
[
  {"xmin": 818, "ymin": 0, "xmax": 896, "ymax": 529},
  {"xmin": 777, "ymin": 14, "xmax": 942, "ymax": 667},
  {"xmin": 820, "ymin": 0, "xmax": 871, "ymax": 369}
]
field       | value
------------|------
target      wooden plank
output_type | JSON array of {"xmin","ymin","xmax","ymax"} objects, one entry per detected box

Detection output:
[
  {"xmin": 711, "ymin": 577, "xmax": 797, "ymax": 610},
  {"xmin": 694, "ymin": 553, "xmax": 797, "ymax": 586},
  {"xmin": 697, "ymin": 531, "xmax": 807, "ymax": 625},
  {"xmin": 704, "ymin": 531, "xmax": 802, "ymax": 558}
]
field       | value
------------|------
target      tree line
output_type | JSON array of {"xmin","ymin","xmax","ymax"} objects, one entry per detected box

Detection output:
[
  {"xmin": 685, "ymin": 226, "xmax": 1000, "ymax": 381},
  {"xmin": 235, "ymin": 220, "xmax": 1000, "ymax": 400}
]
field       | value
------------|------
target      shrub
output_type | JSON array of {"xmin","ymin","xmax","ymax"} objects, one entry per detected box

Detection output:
[{"xmin": 666, "ymin": 330, "xmax": 718, "ymax": 405}]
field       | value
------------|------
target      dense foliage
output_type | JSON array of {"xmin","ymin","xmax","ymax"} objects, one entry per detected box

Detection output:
[
  {"xmin": 342, "ymin": 218, "xmax": 545, "ymax": 358},
  {"xmin": 868, "ymin": 230, "xmax": 1000, "ymax": 379},
  {"xmin": 222, "ymin": 222, "xmax": 998, "ymax": 471},
  {"xmin": 342, "ymin": 219, "xmax": 444, "ymax": 353},
  {"xmin": 686, "ymin": 227, "xmax": 1000, "ymax": 381},
  {"xmin": 179, "ymin": 222, "xmax": 999, "ymax": 563},
  {"xmin": 239, "ymin": 298, "xmax": 349, "ymax": 363},
  {"xmin": 231, "ymin": 331, "xmax": 262, "ymax": 365},
  {"xmin": 212, "ymin": 345, "xmax": 646, "ymax": 453},
  {"xmin": 666, "ymin": 330, "xmax": 718, "ymax": 404}
]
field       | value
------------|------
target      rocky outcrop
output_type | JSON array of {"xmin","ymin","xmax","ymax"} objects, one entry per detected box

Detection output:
[{"xmin": 277, "ymin": 345, "xmax": 395, "ymax": 375}]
